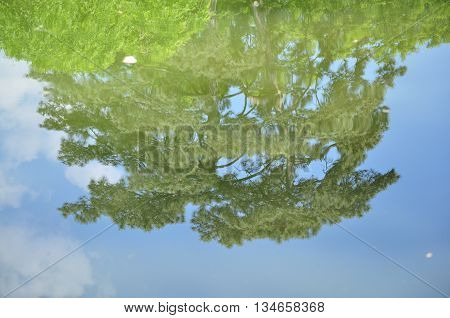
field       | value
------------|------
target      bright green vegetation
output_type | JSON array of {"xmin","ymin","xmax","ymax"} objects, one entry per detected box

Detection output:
[
  {"xmin": 1, "ymin": 0, "xmax": 448, "ymax": 246},
  {"xmin": 0, "ymin": 0, "xmax": 210, "ymax": 72}
]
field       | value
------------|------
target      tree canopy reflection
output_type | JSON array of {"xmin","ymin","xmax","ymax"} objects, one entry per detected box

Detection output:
[{"xmin": 2, "ymin": 1, "xmax": 448, "ymax": 246}]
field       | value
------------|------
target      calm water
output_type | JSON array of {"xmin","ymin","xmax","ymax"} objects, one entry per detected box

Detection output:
[{"xmin": 0, "ymin": 1, "xmax": 449, "ymax": 297}]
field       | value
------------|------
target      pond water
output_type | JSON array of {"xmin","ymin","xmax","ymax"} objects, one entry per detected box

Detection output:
[{"xmin": 0, "ymin": 1, "xmax": 449, "ymax": 297}]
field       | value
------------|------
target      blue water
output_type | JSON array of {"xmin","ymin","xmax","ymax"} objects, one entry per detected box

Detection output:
[
  {"xmin": 0, "ymin": 45, "xmax": 449, "ymax": 297},
  {"xmin": 0, "ymin": 1, "xmax": 449, "ymax": 297}
]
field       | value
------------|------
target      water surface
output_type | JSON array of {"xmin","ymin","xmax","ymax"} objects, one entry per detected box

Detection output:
[{"xmin": 0, "ymin": 0, "xmax": 449, "ymax": 297}]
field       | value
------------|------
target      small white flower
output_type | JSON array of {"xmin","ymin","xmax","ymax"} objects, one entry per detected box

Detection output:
[
  {"xmin": 253, "ymin": 1, "xmax": 260, "ymax": 7},
  {"xmin": 122, "ymin": 56, "xmax": 137, "ymax": 64}
]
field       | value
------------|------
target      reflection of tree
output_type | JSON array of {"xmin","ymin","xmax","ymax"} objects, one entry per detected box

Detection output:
[
  {"xmin": 2, "ymin": 1, "xmax": 448, "ymax": 246},
  {"xmin": 60, "ymin": 180, "xmax": 187, "ymax": 231},
  {"xmin": 192, "ymin": 169, "xmax": 398, "ymax": 247}
]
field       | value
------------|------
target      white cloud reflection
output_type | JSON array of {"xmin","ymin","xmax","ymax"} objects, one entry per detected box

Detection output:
[
  {"xmin": 65, "ymin": 161, "xmax": 124, "ymax": 190},
  {"xmin": 0, "ymin": 171, "xmax": 29, "ymax": 209},
  {"xmin": 0, "ymin": 225, "xmax": 93, "ymax": 297},
  {"xmin": 0, "ymin": 55, "xmax": 64, "ymax": 209},
  {"xmin": 0, "ymin": 56, "xmax": 62, "ymax": 166}
]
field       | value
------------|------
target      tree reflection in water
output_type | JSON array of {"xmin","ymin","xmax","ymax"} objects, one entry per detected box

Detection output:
[{"xmin": 2, "ymin": 0, "xmax": 448, "ymax": 246}]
